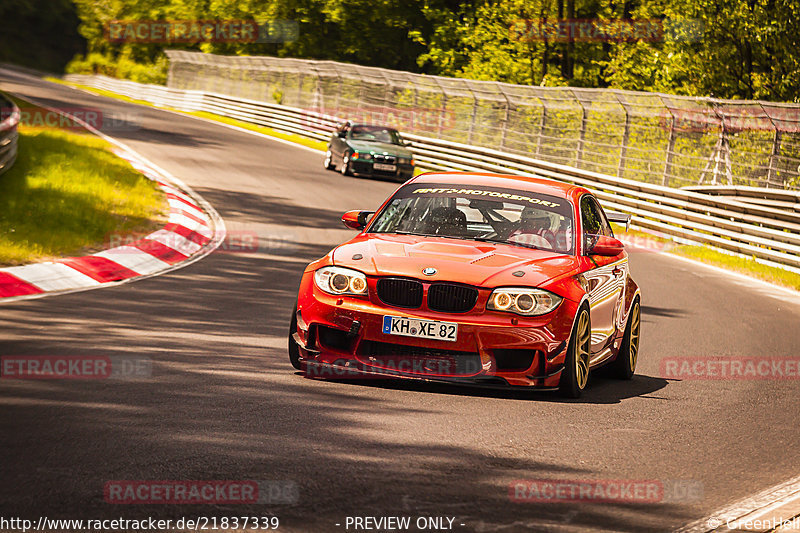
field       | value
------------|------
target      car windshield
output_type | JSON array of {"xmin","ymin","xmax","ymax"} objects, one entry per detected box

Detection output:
[
  {"xmin": 368, "ymin": 183, "xmax": 575, "ymax": 254},
  {"xmin": 349, "ymin": 125, "xmax": 403, "ymax": 145}
]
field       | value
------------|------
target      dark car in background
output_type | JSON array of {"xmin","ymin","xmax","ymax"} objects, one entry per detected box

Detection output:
[{"xmin": 324, "ymin": 122, "xmax": 415, "ymax": 181}]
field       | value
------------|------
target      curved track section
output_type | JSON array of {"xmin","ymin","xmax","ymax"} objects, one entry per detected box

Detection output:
[{"xmin": 1, "ymin": 69, "xmax": 799, "ymax": 533}]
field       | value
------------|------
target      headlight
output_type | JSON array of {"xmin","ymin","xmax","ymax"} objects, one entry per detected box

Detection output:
[
  {"xmin": 487, "ymin": 288, "xmax": 562, "ymax": 316},
  {"xmin": 314, "ymin": 266, "xmax": 369, "ymax": 296},
  {"xmin": 352, "ymin": 152, "xmax": 372, "ymax": 160},
  {"xmin": 397, "ymin": 157, "xmax": 410, "ymax": 164}
]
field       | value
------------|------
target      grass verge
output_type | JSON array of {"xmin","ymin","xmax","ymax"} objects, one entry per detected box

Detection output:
[
  {"xmin": 0, "ymin": 96, "xmax": 166, "ymax": 266},
  {"xmin": 49, "ymin": 77, "xmax": 798, "ymax": 291},
  {"xmin": 611, "ymin": 224, "xmax": 800, "ymax": 291}
]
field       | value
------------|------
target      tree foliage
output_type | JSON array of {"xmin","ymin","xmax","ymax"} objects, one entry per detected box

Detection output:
[{"xmin": 36, "ymin": 0, "xmax": 800, "ymax": 101}]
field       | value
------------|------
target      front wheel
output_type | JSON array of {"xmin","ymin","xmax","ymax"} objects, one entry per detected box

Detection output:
[
  {"xmin": 288, "ymin": 305, "xmax": 302, "ymax": 370},
  {"xmin": 609, "ymin": 299, "xmax": 640, "ymax": 379},
  {"xmin": 559, "ymin": 306, "xmax": 591, "ymax": 398}
]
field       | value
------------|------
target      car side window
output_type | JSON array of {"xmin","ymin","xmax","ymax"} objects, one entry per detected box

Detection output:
[
  {"xmin": 593, "ymin": 197, "xmax": 613, "ymax": 238},
  {"xmin": 580, "ymin": 195, "xmax": 612, "ymax": 254}
]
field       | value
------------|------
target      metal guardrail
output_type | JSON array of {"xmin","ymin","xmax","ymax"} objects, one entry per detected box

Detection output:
[
  {"xmin": 682, "ymin": 185, "xmax": 800, "ymax": 213},
  {"xmin": 0, "ymin": 92, "xmax": 20, "ymax": 176},
  {"xmin": 164, "ymin": 50, "xmax": 800, "ymax": 191},
  {"xmin": 63, "ymin": 74, "xmax": 800, "ymax": 272}
]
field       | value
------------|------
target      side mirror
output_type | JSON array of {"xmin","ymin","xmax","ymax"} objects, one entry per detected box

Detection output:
[
  {"xmin": 337, "ymin": 131, "xmax": 346, "ymax": 138},
  {"xmin": 589, "ymin": 235, "xmax": 625, "ymax": 256},
  {"xmin": 342, "ymin": 210, "xmax": 374, "ymax": 230}
]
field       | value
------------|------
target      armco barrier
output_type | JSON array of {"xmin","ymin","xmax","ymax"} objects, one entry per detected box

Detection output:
[
  {"xmin": 163, "ymin": 50, "xmax": 800, "ymax": 191},
  {"xmin": 0, "ymin": 91, "xmax": 20, "ymax": 176},
  {"xmin": 63, "ymin": 74, "xmax": 800, "ymax": 272}
]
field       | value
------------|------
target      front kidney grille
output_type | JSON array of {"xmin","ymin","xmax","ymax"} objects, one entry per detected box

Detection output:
[
  {"xmin": 427, "ymin": 283, "xmax": 479, "ymax": 313},
  {"xmin": 373, "ymin": 154, "xmax": 397, "ymax": 164},
  {"xmin": 376, "ymin": 278, "xmax": 423, "ymax": 308}
]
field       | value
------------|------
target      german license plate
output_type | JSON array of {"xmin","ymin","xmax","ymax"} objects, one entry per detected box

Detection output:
[
  {"xmin": 373, "ymin": 163, "xmax": 396, "ymax": 171},
  {"xmin": 382, "ymin": 316, "xmax": 458, "ymax": 342}
]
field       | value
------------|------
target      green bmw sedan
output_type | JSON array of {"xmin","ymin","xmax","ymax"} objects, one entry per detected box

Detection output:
[{"xmin": 324, "ymin": 122, "xmax": 415, "ymax": 181}]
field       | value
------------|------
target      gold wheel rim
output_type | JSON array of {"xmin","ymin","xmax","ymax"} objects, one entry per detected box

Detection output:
[
  {"xmin": 576, "ymin": 311, "xmax": 590, "ymax": 389},
  {"xmin": 629, "ymin": 302, "xmax": 640, "ymax": 371}
]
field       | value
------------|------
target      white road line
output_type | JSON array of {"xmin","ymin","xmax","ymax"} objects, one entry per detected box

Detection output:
[
  {"xmin": 675, "ymin": 475, "xmax": 800, "ymax": 532},
  {"xmin": 3, "ymin": 263, "xmax": 100, "ymax": 291},
  {"xmin": 661, "ymin": 253, "xmax": 800, "ymax": 306}
]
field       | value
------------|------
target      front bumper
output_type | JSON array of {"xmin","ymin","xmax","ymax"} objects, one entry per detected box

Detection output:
[
  {"xmin": 293, "ymin": 275, "xmax": 579, "ymax": 388},
  {"xmin": 350, "ymin": 160, "xmax": 415, "ymax": 181}
]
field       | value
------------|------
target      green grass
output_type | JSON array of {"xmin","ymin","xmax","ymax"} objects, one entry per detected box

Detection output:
[
  {"xmin": 611, "ymin": 224, "xmax": 800, "ymax": 291},
  {"xmin": 0, "ymin": 98, "xmax": 166, "ymax": 265}
]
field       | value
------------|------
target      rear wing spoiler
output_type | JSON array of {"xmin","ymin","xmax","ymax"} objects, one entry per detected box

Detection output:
[{"xmin": 606, "ymin": 211, "xmax": 632, "ymax": 232}]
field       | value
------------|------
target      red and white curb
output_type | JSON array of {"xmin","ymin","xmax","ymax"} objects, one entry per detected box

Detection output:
[{"xmin": 0, "ymin": 93, "xmax": 225, "ymax": 303}]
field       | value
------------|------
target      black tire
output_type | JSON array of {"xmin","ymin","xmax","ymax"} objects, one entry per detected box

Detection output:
[
  {"xmin": 323, "ymin": 150, "xmax": 335, "ymax": 170},
  {"xmin": 340, "ymin": 154, "xmax": 352, "ymax": 176},
  {"xmin": 609, "ymin": 299, "xmax": 640, "ymax": 380},
  {"xmin": 559, "ymin": 306, "xmax": 591, "ymax": 398},
  {"xmin": 288, "ymin": 305, "xmax": 302, "ymax": 370}
]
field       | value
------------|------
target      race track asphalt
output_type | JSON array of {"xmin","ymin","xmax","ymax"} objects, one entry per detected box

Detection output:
[{"xmin": 1, "ymin": 69, "xmax": 799, "ymax": 532}]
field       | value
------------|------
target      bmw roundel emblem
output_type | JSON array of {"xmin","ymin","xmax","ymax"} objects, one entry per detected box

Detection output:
[{"xmin": 422, "ymin": 267, "xmax": 437, "ymax": 276}]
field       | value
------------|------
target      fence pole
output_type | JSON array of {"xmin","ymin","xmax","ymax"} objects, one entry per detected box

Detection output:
[
  {"xmin": 617, "ymin": 95, "xmax": 631, "ymax": 178},
  {"xmin": 497, "ymin": 85, "xmax": 511, "ymax": 152},
  {"xmin": 663, "ymin": 106, "xmax": 676, "ymax": 187},
  {"xmin": 573, "ymin": 90, "xmax": 587, "ymax": 168}
]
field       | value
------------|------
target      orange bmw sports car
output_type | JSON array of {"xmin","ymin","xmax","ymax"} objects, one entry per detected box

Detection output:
[{"xmin": 288, "ymin": 172, "xmax": 641, "ymax": 397}]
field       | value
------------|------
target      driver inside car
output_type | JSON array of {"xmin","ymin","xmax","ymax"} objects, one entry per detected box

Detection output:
[{"xmin": 508, "ymin": 206, "xmax": 557, "ymax": 250}]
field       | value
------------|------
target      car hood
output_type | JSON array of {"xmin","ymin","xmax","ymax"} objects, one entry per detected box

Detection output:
[
  {"xmin": 346, "ymin": 140, "xmax": 413, "ymax": 158},
  {"xmin": 331, "ymin": 234, "xmax": 581, "ymax": 288}
]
